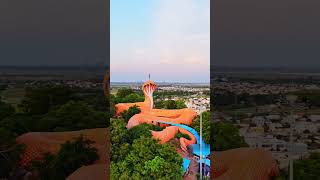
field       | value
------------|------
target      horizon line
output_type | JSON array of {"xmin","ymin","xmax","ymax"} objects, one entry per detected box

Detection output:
[{"xmin": 111, "ymin": 81, "xmax": 210, "ymax": 84}]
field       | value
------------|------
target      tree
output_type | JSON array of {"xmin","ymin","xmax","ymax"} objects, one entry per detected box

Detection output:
[
  {"xmin": 166, "ymin": 100, "xmax": 177, "ymax": 109},
  {"xmin": 53, "ymin": 136, "xmax": 99, "ymax": 179},
  {"xmin": 0, "ymin": 101, "xmax": 15, "ymax": 121},
  {"xmin": 110, "ymin": 96, "xmax": 116, "ymax": 118},
  {"xmin": 143, "ymin": 156, "xmax": 167, "ymax": 177},
  {"xmin": 110, "ymin": 119, "xmax": 130, "ymax": 162},
  {"xmin": 0, "ymin": 114, "xmax": 41, "ymax": 136},
  {"xmin": 191, "ymin": 111, "xmax": 210, "ymax": 144},
  {"xmin": 176, "ymin": 100, "xmax": 187, "ymax": 109},
  {"xmin": 292, "ymin": 152, "xmax": 320, "ymax": 180},
  {"xmin": 112, "ymin": 91, "xmax": 144, "ymax": 105},
  {"xmin": 111, "ymin": 137, "xmax": 183, "ymax": 180},
  {"xmin": 121, "ymin": 105, "xmax": 141, "ymax": 122},
  {"xmin": 116, "ymin": 88, "xmax": 135, "ymax": 98},
  {"xmin": 110, "ymin": 119, "xmax": 183, "ymax": 179},
  {"xmin": 19, "ymin": 87, "xmax": 73, "ymax": 115},
  {"xmin": 30, "ymin": 136, "xmax": 99, "ymax": 180},
  {"xmin": 0, "ymin": 84, "xmax": 8, "ymax": 91},
  {"xmin": 0, "ymin": 128, "xmax": 25, "ymax": 178},
  {"xmin": 127, "ymin": 123, "xmax": 152, "ymax": 143},
  {"xmin": 38, "ymin": 101, "xmax": 108, "ymax": 132},
  {"xmin": 74, "ymin": 88, "xmax": 108, "ymax": 112},
  {"xmin": 212, "ymin": 121, "xmax": 248, "ymax": 151},
  {"xmin": 123, "ymin": 93, "xmax": 144, "ymax": 103},
  {"xmin": 155, "ymin": 100, "xmax": 187, "ymax": 110}
]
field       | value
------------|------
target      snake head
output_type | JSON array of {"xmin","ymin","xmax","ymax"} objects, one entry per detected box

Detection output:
[{"xmin": 142, "ymin": 81, "xmax": 157, "ymax": 97}]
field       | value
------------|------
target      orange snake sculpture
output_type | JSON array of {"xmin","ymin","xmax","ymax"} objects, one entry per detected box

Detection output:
[
  {"xmin": 115, "ymin": 81, "xmax": 198, "ymax": 152},
  {"xmin": 116, "ymin": 81, "xmax": 197, "ymax": 127}
]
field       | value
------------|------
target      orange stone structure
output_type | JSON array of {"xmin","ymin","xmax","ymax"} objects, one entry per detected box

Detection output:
[
  {"xmin": 115, "ymin": 81, "xmax": 198, "ymax": 151},
  {"xmin": 151, "ymin": 126, "xmax": 196, "ymax": 152},
  {"xmin": 116, "ymin": 81, "xmax": 197, "ymax": 127},
  {"xmin": 212, "ymin": 148, "xmax": 279, "ymax": 180},
  {"xmin": 16, "ymin": 128, "xmax": 109, "ymax": 167}
]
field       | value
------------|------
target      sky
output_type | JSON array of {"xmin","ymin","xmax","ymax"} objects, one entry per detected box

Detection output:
[
  {"xmin": 213, "ymin": 0, "xmax": 320, "ymax": 69},
  {"xmin": 110, "ymin": 0, "xmax": 210, "ymax": 83},
  {"xmin": 2, "ymin": 0, "xmax": 320, "ymax": 76},
  {"xmin": 0, "ymin": 0, "xmax": 107, "ymax": 67}
]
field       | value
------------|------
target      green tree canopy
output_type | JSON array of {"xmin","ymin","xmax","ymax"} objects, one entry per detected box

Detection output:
[
  {"xmin": 121, "ymin": 105, "xmax": 141, "ymax": 123},
  {"xmin": 112, "ymin": 92, "xmax": 144, "ymax": 105},
  {"xmin": 0, "ymin": 100, "xmax": 15, "ymax": 121},
  {"xmin": 293, "ymin": 153, "xmax": 320, "ymax": 180},
  {"xmin": 127, "ymin": 123, "xmax": 152, "ymax": 143},
  {"xmin": 176, "ymin": 100, "xmax": 187, "ymax": 109},
  {"xmin": 212, "ymin": 121, "xmax": 248, "ymax": 151},
  {"xmin": 191, "ymin": 111, "xmax": 210, "ymax": 144},
  {"xmin": 116, "ymin": 88, "xmax": 135, "ymax": 98},
  {"xmin": 37, "ymin": 101, "xmax": 108, "ymax": 131},
  {"xmin": 0, "ymin": 114, "xmax": 41, "ymax": 136},
  {"xmin": 73, "ymin": 88, "xmax": 108, "ymax": 112},
  {"xmin": 110, "ymin": 119, "xmax": 130, "ymax": 162},
  {"xmin": 30, "ymin": 136, "xmax": 99, "ymax": 180},
  {"xmin": 123, "ymin": 93, "xmax": 144, "ymax": 103},
  {"xmin": 111, "ymin": 137, "xmax": 183, "ymax": 180},
  {"xmin": 19, "ymin": 86, "xmax": 74, "ymax": 115},
  {"xmin": 0, "ymin": 128, "xmax": 25, "ymax": 178},
  {"xmin": 110, "ymin": 119, "xmax": 183, "ymax": 179},
  {"xmin": 155, "ymin": 99, "xmax": 187, "ymax": 109}
]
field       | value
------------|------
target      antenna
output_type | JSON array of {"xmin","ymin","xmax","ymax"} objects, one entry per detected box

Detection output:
[
  {"xmin": 200, "ymin": 111, "xmax": 203, "ymax": 180},
  {"xmin": 148, "ymin": 73, "xmax": 151, "ymax": 80}
]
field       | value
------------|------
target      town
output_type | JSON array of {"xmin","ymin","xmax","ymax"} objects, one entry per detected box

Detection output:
[
  {"xmin": 212, "ymin": 75, "xmax": 320, "ymax": 172},
  {"xmin": 111, "ymin": 82, "xmax": 210, "ymax": 114}
]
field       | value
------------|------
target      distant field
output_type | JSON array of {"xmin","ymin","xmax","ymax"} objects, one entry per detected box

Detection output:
[
  {"xmin": 222, "ymin": 105, "xmax": 320, "ymax": 117},
  {"xmin": 110, "ymin": 88, "xmax": 118, "ymax": 95},
  {"xmin": 0, "ymin": 87, "xmax": 25, "ymax": 110}
]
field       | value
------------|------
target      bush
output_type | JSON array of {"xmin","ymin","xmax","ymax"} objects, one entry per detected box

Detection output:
[{"xmin": 175, "ymin": 131, "xmax": 191, "ymax": 140}]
